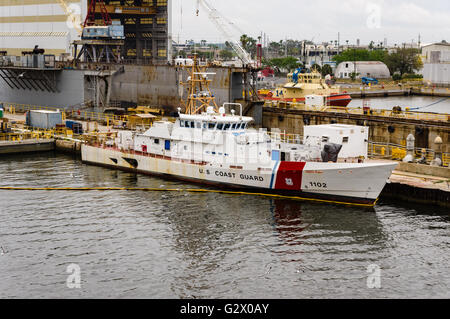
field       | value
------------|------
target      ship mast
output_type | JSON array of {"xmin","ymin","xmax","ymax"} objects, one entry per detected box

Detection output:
[{"xmin": 181, "ymin": 54, "xmax": 218, "ymax": 115}]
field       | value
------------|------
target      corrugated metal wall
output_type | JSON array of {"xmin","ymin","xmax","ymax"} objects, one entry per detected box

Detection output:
[
  {"xmin": 422, "ymin": 63, "xmax": 450, "ymax": 85},
  {"xmin": 108, "ymin": 65, "xmax": 244, "ymax": 111},
  {"xmin": 0, "ymin": 69, "xmax": 86, "ymax": 107}
]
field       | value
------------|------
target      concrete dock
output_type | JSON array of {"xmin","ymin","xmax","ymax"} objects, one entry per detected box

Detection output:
[
  {"xmin": 383, "ymin": 172, "xmax": 449, "ymax": 208},
  {"xmin": 367, "ymin": 159, "xmax": 450, "ymax": 208},
  {"xmin": 0, "ymin": 139, "xmax": 55, "ymax": 154},
  {"xmin": 338, "ymin": 83, "xmax": 450, "ymax": 99}
]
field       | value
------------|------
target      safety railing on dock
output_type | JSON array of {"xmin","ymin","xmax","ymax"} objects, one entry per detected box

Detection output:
[
  {"xmin": 0, "ymin": 128, "xmax": 55, "ymax": 141},
  {"xmin": 2, "ymin": 102, "xmax": 130, "ymax": 124},
  {"xmin": 68, "ymin": 109, "xmax": 129, "ymax": 125},
  {"xmin": 368, "ymin": 142, "xmax": 449, "ymax": 167},
  {"xmin": 265, "ymin": 101, "xmax": 449, "ymax": 123},
  {"xmin": 1, "ymin": 102, "xmax": 167, "ymax": 131},
  {"xmin": 322, "ymin": 106, "xmax": 449, "ymax": 122}
]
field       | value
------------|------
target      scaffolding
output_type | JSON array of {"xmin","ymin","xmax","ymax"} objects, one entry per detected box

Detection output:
[{"xmin": 93, "ymin": 0, "xmax": 170, "ymax": 64}]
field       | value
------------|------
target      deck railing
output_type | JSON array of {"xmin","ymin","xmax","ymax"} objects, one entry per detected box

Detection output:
[
  {"xmin": 265, "ymin": 101, "xmax": 449, "ymax": 123},
  {"xmin": 368, "ymin": 142, "xmax": 449, "ymax": 167}
]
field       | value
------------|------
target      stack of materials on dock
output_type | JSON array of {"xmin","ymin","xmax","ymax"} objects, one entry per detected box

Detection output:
[
  {"xmin": 0, "ymin": 106, "xmax": 11, "ymax": 135},
  {"xmin": 0, "ymin": 120, "xmax": 11, "ymax": 134},
  {"xmin": 65, "ymin": 121, "xmax": 83, "ymax": 135}
]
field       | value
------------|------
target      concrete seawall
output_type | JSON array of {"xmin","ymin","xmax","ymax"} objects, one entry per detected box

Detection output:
[
  {"xmin": 55, "ymin": 139, "xmax": 82, "ymax": 154},
  {"xmin": 0, "ymin": 139, "xmax": 55, "ymax": 154},
  {"xmin": 396, "ymin": 162, "xmax": 450, "ymax": 179},
  {"xmin": 382, "ymin": 183, "xmax": 450, "ymax": 208}
]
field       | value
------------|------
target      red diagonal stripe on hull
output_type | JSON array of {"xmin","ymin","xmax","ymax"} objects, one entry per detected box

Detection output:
[{"xmin": 275, "ymin": 162, "xmax": 306, "ymax": 190}]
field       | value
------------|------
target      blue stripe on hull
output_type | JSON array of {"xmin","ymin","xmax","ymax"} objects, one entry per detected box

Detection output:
[{"xmin": 269, "ymin": 161, "xmax": 280, "ymax": 189}]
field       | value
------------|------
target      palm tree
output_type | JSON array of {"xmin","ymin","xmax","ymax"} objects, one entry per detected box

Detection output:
[{"xmin": 240, "ymin": 34, "xmax": 250, "ymax": 50}]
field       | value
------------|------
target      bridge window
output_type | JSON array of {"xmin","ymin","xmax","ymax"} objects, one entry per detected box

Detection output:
[
  {"xmin": 208, "ymin": 122, "xmax": 216, "ymax": 130},
  {"xmin": 231, "ymin": 123, "xmax": 237, "ymax": 130},
  {"xmin": 224, "ymin": 123, "xmax": 231, "ymax": 130},
  {"xmin": 217, "ymin": 123, "xmax": 224, "ymax": 130}
]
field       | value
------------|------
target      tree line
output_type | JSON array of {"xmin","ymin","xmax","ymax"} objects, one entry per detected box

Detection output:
[
  {"xmin": 175, "ymin": 35, "xmax": 424, "ymax": 79},
  {"xmin": 332, "ymin": 47, "xmax": 423, "ymax": 76}
]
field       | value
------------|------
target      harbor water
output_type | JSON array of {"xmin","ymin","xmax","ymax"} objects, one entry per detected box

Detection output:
[{"xmin": 0, "ymin": 153, "xmax": 449, "ymax": 298}]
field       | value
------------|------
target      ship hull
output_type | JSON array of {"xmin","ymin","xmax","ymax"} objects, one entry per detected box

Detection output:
[
  {"xmin": 263, "ymin": 93, "xmax": 352, "ymax": 107},
  {"xmin": 82, "ymin": 145, "xmax": 397, "ymax": 207}
]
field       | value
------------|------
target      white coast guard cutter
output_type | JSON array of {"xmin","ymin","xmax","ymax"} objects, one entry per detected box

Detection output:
[{"xmin": 81, "ymin": 57, "xmax": 397, "ymax": 206}]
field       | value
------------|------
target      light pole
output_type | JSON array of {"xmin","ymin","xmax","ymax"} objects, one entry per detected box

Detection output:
[{"xmin": 353, "ymin": 44, "xmax": 357, "ymax": 82}]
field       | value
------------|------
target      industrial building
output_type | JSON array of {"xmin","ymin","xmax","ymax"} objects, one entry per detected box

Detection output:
[
  {"xmin": 0, "ymin": 0, "xmax": 86, "ymax": 56},
  {"xmin": 0, "ymin": 0, "xmax": 250, "ymax": 112},
  {"xmin": 300, "ymin": 43, "xmax": 339, "ymax": 69},
  {"xmin": 99, "ymin": 0, "xmax": 172, "ymax": 63},
  {"xmin": 421, "ymin": 42, "xmax": 450, "ymax": 86},
  {"xmin": 334, "ymin": 61, "xmax": 391, "ymax": 79},
  {"xmin": 422, "ymin": 42, "xmax": 450, "ymax": 63},
  {"xmin": 0, "ymin": 0, "xmax": 172, "ymax": 64}
]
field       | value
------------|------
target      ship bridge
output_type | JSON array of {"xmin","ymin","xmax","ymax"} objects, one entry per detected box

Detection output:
[{"xmin": 178, "ymin": 111, "xmax": 253, "ymax": 132}]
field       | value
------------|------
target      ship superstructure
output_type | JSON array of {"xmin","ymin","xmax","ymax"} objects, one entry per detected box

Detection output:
[{"xmin": 263, "ymin": 70, "xmax": 352, "ymax": 107}]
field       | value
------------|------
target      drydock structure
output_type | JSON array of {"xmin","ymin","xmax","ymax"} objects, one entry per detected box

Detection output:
[
  {"xmin": 0, "ymin": 61, "xmax": 252, "ymax": 113},
  {"xmin": 0, "ymin": 0, "xmax": 171, "ymax": 63}
]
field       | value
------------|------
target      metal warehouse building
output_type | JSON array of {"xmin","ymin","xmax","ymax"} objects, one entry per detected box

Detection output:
[
  {"xmin": 421, "ymin": 42, "xmax": 450, "ymax": 86},
  {"xmin": 335, "ymin": 61, "xmax": 391, "ymax": 79}
]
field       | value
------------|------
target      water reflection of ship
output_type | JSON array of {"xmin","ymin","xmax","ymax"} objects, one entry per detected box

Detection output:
[
  {"xmin": 269, "ymin": 199, "xmax": 388, "ymax": 247},
  {"xmin": 269, "ymin": 199, "xmax": 310, "ymax": 246}
]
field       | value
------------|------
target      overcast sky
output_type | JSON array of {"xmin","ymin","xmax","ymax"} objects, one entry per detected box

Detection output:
[{"xmin": 171, "ymin": 0, "xmax": 450, "ymax": 46}]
